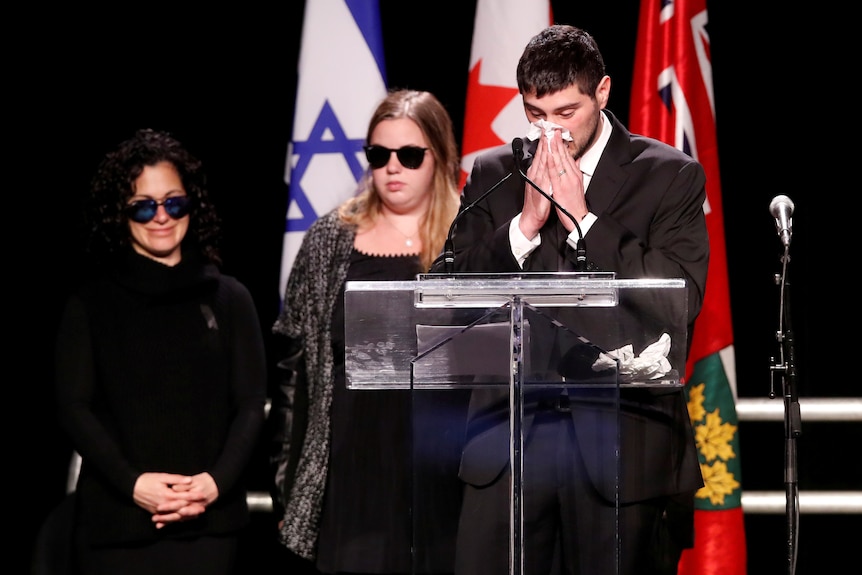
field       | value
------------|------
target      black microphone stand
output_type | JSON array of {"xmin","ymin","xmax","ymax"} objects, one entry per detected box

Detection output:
[
  {"xmin": 769, "ymin": 243, "xmax": 801, "ymax": 575},
  {"xmin": 442, "ymin": 172, "xmax": 513, "ymax": 274}
]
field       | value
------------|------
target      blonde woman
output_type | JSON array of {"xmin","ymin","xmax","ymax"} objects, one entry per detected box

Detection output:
[{"xmin": 270, "ymin": 89, "xmax": 462, "ymax": 574}]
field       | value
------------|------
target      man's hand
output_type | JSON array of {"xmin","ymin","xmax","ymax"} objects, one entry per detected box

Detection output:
[
  {"xmin": 544, "ymin": 131, "xmax": 588, "ymax": 233},
  {"xmin": 520, "ymin": 133, "xmax": 554, "ymax": 239}
]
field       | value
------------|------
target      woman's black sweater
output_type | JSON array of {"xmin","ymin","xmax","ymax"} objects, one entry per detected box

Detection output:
[{"xmin": 55, "ymin": 249, "xmax": 267, "ymax": 545}]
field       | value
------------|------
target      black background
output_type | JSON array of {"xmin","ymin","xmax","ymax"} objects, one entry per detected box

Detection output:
[{"xmin": 18, "ymin": 1, "xmax": 854, "ymax": 573}]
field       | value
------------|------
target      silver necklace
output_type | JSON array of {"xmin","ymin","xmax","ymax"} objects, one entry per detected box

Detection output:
[{"xmin": 382, "ymin": 214, "xmax": 418, "ymax": 247}]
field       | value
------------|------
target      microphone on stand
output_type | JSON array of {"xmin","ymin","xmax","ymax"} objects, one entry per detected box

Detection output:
[
  {"xmin": 769, "ymin": 194, "xmax": 794, "ymax": 248},
  {"xmin": 442, "ymin": 168, "xmax": 514, "ymax": 274},
  {"xmin": 511, "ymin": 137, "xmax": 587, "ymax": 271}
]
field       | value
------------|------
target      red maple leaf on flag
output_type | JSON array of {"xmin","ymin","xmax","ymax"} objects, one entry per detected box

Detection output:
[{"xmin": 459, "ymin": 59, "xmax": 520, "ymax": 188}]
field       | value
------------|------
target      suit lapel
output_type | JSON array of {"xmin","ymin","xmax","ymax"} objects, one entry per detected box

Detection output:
[{"xmin": 585, "ymin": 111, "xmax": 631, "ymax": 216}]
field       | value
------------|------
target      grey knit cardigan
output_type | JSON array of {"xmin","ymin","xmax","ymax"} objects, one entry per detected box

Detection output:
[{"xmin": 271, "ymin": 209, "xmax": 355, "ymax": 560}]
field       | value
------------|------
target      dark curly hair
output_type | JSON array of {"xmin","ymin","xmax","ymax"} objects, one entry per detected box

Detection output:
[
  {"xmin": 516, "ymin": 24, "xmax": 606, "ymax": 99},
  {"xmin": 84, "ymin": 128, "xmax": 222, "ymax": 266}
]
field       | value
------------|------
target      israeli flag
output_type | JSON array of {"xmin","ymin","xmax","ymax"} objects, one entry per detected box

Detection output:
[{"xmin": 279, "ymin": 0, "xmax": 387, "ymax": 297}]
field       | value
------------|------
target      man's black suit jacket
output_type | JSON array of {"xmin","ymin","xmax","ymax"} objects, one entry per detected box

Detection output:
[{"xmin": 435, "ymin": 109, "xmax": 707, "ymax": 508}]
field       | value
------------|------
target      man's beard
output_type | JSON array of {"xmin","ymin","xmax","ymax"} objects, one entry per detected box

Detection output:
[{"xmin": 569, "ymin": 111, "xmax": 600, "ymax": 161}]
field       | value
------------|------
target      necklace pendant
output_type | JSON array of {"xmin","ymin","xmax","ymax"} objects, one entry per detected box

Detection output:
[{"xmin": 405, "ymin": 238, "xmax": 413, "ymax": 247}]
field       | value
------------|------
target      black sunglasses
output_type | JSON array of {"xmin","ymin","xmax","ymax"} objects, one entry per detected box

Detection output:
[
  {"xmin": 363, "ymin": 145, "xmax": 428, "ymax": 170},
  {"xmin": 126, "ymin": 196, "xmax": 192, "ymax": 223}
]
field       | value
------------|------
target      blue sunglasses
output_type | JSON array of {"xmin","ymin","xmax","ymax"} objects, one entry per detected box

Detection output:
[{"xmin": 126, "ymin": 196, "xmax": 192, "ymax": 223}]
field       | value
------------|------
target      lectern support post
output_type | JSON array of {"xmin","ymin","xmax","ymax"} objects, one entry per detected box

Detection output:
[{"xmin": 509, "ymin": 296, "xmax": 525, "ymax": 575}]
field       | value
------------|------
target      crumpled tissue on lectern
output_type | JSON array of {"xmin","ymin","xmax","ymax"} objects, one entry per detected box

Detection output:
[{"xmin": 591, "ymin": 332, "xmax": 672, "ymax": 379}]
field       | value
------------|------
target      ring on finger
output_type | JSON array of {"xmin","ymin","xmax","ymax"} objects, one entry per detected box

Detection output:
[{"xmin": 558, "ymin": 169, "xmax": 567, "ymax": 177}]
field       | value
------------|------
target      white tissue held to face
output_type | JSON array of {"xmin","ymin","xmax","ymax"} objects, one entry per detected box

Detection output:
[{"xmin": 526, "ymin": 119, "xmax": 574, "ymax": 150}]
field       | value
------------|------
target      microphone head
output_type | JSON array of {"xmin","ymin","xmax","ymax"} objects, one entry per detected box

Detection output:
[
  {"xmin": 769, "ymin": 194, "xmax": 794, "ymax": 217},
  {"xmin": 512, "ymin": 137, "xmax": 523, "ymax": 155}
]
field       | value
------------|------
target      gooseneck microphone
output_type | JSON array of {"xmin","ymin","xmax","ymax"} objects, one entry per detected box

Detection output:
[
  {"xmin": 442, "ymin": 171, "xmax": 514, "ymax": 274},
  {"xmin": 769, "ymin": 194, "xmax": 794, "ymax": 248},
  {"xmin": 512, "ymin": 136, "xmax": 524, "ymax": 173},
  {"xmin": 511, "ymin": 137, "xmax": 587, "ymax": 271}
]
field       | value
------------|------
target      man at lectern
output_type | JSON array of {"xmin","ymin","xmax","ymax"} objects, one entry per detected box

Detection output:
[{"xmin": 432, "ymin": 25, "xmax": 708, "ymax": 575}]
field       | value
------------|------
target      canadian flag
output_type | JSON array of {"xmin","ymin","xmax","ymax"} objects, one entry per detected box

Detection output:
[
  {"xmin": 630, "ymin": 1, "xmax": 748, "ymax": 573},
  {"xmin": 459, "ymin": 0, "xmax": 552, "ymax": 189}
]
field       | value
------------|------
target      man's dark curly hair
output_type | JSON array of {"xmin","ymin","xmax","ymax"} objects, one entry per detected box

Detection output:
[
  {"xmin": 84, "ymin": 128, "xmax": 222, "ymax": 266},
  {"xmin": 516, "ymin": 24, "xmax": 606, "ymax": 99}
]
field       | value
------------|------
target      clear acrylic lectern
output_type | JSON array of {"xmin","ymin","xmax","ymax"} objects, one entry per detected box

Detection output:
[{"xmin": 344, "ymin": 273, "xmax": 688, "ymax": 575}]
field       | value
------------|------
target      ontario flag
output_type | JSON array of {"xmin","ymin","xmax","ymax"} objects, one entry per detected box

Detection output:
[
  {"xmin": 630, "ymin": 1, "xmax": 747, "ymax": 573},
  {"xmin": 459, "ymin": 0, "xmax": 552, "ymax": 189},
  {"xmin": 279, "ymin": 0, "xmax": 387, "ymax": 296}
]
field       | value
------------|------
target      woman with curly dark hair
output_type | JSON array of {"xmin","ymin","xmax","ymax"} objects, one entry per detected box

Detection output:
[
  {"xmin": 82, "ymin": 128, "xmax": 222, "ymax": 268},
  {"xmin": 55, "ymin": 128, "xmax": 267, "ymax": 575}
]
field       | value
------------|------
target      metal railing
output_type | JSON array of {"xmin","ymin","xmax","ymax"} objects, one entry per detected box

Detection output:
[
  {"xmin": 730, "ymin": 397, "xmax": 860, "ymax": 514},
  {"xmin": 248, "ymin": 397, "xmax": 862, "ymax": 515},
  {"xmin": 735, "ymin": 397, "xmax": 862, "ymax": 423}
]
